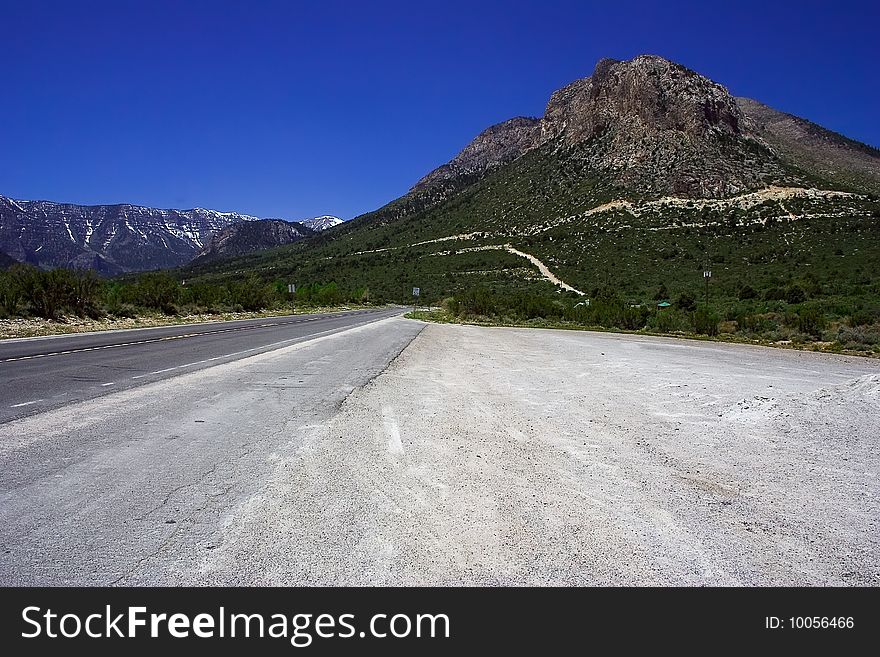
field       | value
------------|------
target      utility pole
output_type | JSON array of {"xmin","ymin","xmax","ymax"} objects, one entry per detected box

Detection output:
[
  {"xmin": 703, "ymin": 268, "xmax": 711, "ymax": 307},
  {"xmin": 702, "ymin": 209, "xmax": 712, "ymax": 308}
]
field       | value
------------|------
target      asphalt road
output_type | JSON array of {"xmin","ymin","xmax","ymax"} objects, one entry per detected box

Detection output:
[
  {"xmin": 0, "ymin": 312, "xmax": 422, "ymax": 585},
  {"xmin": 0, "ymin": 308, "xmax": 402, "ymax": 424}
]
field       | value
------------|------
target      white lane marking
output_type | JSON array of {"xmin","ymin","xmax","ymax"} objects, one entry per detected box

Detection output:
[
  {"xmin": 131, "ymin": 374, "xmax": 148, "ymax": 379},
  {"xmin": 151, "ymin": 367, "xmax": 177, "ymax": 374},
  {"xmin": 382, "ymin": 406, "xmax": 404, "ymax": 455},
  {"xmin": 11, "ymin": 400, "xmax": 42, "ymax": 408},
  {"xmin": 100, "ymin": 382, "xmax": 115, "ymax": 387}
]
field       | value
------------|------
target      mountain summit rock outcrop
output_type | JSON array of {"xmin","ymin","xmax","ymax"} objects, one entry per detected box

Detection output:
[{"xmin": 413, "ymin": 54, "xmax": 878, "ymax": 199}]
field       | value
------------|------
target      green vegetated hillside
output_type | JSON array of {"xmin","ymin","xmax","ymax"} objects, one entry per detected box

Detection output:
[
  {"xmin": 191, "ymin": 138, "xmax": 879, "ymax": 295},
  {"xmin": 181, "ymin": 135, "xmax": 880, "ymax": 351},
  {"xmin": 185, "ymin": 143, "xmax": 624, "ymax": 298}
]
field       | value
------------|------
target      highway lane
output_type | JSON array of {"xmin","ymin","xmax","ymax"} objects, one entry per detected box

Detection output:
[
  {"xmin": 0, "ymin": 307, "xmax": 403, "ymax": 424},
  {"xmin": 0, "ymin": 315, "xmax": 424, "ymax": 585}
]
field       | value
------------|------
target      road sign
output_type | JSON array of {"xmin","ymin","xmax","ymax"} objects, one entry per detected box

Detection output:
[
  {"xmin": 288, "ymin": 284, "xmax": 296, "ymax": 294},
  {"xmin": 703, "ymin": 270, "xmax": 712, "ymax": 278},
  {"xmin": 412, "ymin": 287, "xmax": 420, "ymax": 297}
]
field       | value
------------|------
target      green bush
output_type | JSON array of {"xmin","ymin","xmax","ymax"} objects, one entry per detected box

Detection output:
[
  {"xmin": 677, "ymin": 292, "xmax": 697, "ymax": 312},
  {"xmin": 785, "ymin": 285, "xmax": 807, "ymax": 304},
  {"xmin": 836, "ymin": 324, "xmax": 880, "ymax": 348},
  {"xmin": 133, "ymin": 271, "xmax": 180, "ymax": 313},
  {"xmin": 797, "ymin": 304, "xmax": 826, "ymax": 338},
  {"xmin": 229, "ymin": 275, "xmax": 273, "ymax": 311},
  {"xmin": 0, "ymin": 270, "xmax": 23, "ymax": 316},
  {"xmin": 738, "ymin": 285, "xmax": 758, "ymax": 300},
  {"xmin": 691, "ymin": 307, "xmax": 720, "ymax": 336},
  {"xmin": 648, "ymin": 309, "xmax": 689, "ymax": 332},
  {"xmin": 849, "ymin": 307, "xmax": 879, "ymax": 327}
]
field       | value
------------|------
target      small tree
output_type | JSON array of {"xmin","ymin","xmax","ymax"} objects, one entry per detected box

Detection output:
[
  {"xmin": 134, "ymin": 271, "xmax": 179, "ymax": 312},
  {"xmin": 70, "ymin": 269, "xmax": 103, "ymax": 317}
]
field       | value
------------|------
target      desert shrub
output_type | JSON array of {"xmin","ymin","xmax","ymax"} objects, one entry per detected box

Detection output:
[
  {"xmin": 454, "ymin": 287, "xmax": 497, "ymax": 317},
  {"xmin": 13, "ymin": 266, "xmax": 76, "ymax": 319},
  {"xmin": 0, "ymin": 270, "xmax": 23, "ymax": 316},
  {"xmin": 836, "ymin": 324, "xmax": 880, "ymax": 347},
  {"xmin": 797, "ymin": 304, "xmax": 826, "ymax": 338},
  {"xmin": 763, "ymin": 287, "xmax": 785, "ymax": 301},
  {"xmin": 735, "ymin": 312, "xmax": 778, "ymax": 335},
  {"xmin": 565, "ymin": 296, "xmax": 647, "ymax": 330},
  {"xmin": 648, "ymin": 309, "xmax": 689, "ymax": 333},
  {"xmin": 133, "ymin": 271, "xmax": 180, "ymax": 313},
  {"xmin": 785, "ymin": 285, "xmax": 807, "ymax": 304},
  {"xmin": 69, "ymin": 269, "xmax": 103, "ymax": 318},
  {"xmin": 849, "ymin": 307, "xmax": 880, "ymax": 327},
  {"xmin": 109, "ymin": 303, "xmax": 139, "ymax": 318},
  {"xmin": 738, "ymin": 285, "xmax": 757, "ymax": 300},
  {"xmin": 618, "ymin": 305, "xmax": 650, "ymax": 330},
  {"xmin": 229, "ymin": 275, "xmax": 274, "ymax": 311},
  {"xmin": 691, "ymin": 307, "xmax": 720, "ymax": 336}
]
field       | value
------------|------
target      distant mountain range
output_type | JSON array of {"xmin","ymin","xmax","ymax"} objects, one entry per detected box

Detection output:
[
  {"xmin": 0, "ymin": 194, "xmax": 343, "ymax": 273},
  {"xmin": 184, "ymin": 54, "xmax": 880, "ymax": 304},
  {"xmin": 192, "ymin": 219, "xmax": 315, "ymax": 264}
]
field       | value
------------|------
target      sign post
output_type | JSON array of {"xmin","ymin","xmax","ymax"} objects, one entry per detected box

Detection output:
[
  {"xmin": 412, "ymin": 287, "xmax": 420, "ymax": 314},
  {"xmin": 703, "ymin": 270, "xmax": 711, "ymax": 307}
]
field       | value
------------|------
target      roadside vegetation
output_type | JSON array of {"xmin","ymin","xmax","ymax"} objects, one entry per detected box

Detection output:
[
  {"xmin": 0, "ymin": 265, "xmax": 376, "ymax": 338},
  {"xmin": 409, "ymin": 285, "xmax": 880, "ymax": 356}
]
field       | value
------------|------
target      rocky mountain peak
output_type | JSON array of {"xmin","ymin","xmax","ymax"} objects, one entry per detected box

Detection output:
[
  {"xmin": 415, "ymin": 54, "xmax": 804, "ymax": 198},
  {"xmin": 412, "ymin": 116, "xmax": 541, "ymax": 191},
  {"xmin": 543, "ymin": 54, "xmax": 744, "ymax": 144}
]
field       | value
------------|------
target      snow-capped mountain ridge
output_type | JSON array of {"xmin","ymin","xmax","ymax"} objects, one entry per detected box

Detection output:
[
  {"xmin": 0, "ymin": 195, "xmax": 341, "ymax": 274},
  {"xmin": 302, "ymin": 215, "xmax": 344, "ymax": 231}
]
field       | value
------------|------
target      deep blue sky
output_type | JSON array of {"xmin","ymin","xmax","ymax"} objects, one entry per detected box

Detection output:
[{"xmin": 1, "ymin": 0, "xmax": 877, "ymax": 219}]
